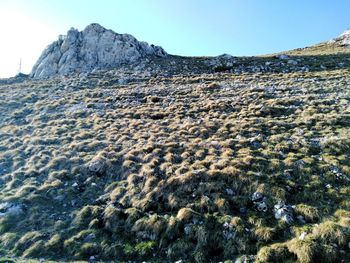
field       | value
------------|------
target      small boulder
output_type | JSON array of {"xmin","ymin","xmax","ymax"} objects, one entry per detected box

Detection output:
[
  {"xmin": 256, "ymin": 201, "xmax": 268, "ymax": 212},
  {"xmin": 251, "ymin": 191, "xmax": 264, "ymax": 202},
  {"xmin": 299, "ymin": 232, "xmax": 307, "ymax": 240},
  {"xmin": 274, "ymin": 202, "xmax": 294, "ymax": 224},
  {"xmin": 277, "ymin": 54, "xmax": 290, "ymax": 60},
  {"xmin": 84, "ymin": 233, "xmax": 96, "ymax": 242},
  {"xmin": 235, "ymin": 255, "xmax": 256, "ymax": 263},
  {"xmin": 88, "ymin": 155, "xmax": 108, "ymax": 175},
  {"xmin": 226, "ymin": 188, "xmax": 236, "ymax": 196},
  {"xmin": 252, "ymin": 192, "xmax": 268, "ymax": 212},
  {"xmin": 287, "ymin": 59, "xmax": 298, "ymax": 65}
]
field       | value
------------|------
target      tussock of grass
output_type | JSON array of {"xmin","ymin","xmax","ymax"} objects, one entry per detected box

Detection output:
[
  {"xmin": 256, "ymin": 243, "xmax": 294, "ymax": 263},
  {"xmin": 1, "ymin": 58, "xmax": 350, "ymax": 262},
  {"xmin": 312, "ymin": 221, "xmax": 348, "ymax": 246},
  {"xmin": 295, "ymin": 204, "xmax": 320, "ymax": 223}
]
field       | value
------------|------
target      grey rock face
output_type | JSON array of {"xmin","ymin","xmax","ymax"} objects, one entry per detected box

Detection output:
[{"xmin": 30, "ymin": 23, "xmax": 167, "ymax": 78}]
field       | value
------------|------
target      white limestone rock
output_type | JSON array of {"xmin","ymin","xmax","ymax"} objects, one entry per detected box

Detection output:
[
  {"xmin": 330, "ymin": 28, "xmax": 350, "ymax": 46},
  {"xmin": 337, "ymin": 28, "xmax": 350, "ymax": 45},
  {"xmin": 30, "ymin": 23, "xmax": 167, "ymax": 79}
]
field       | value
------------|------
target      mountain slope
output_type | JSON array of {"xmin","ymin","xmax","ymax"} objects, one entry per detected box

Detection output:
[{"xmin": 0, "ymin": 26, "xmax": 349, "ymax": 262}]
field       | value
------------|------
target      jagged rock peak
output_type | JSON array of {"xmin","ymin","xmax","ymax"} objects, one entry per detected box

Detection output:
[{"xmin": 30, "ymin": 23, "xmax": 167, "ymax": 79}]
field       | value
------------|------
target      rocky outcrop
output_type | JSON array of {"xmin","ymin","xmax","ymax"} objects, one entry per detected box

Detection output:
[
  {"xmin": 330, "ymin": 28, "xmax": 350, "ymax": 46},
  {"xmin": 338, "ymin": 28, "xmax": 350, "ymax": 45},
  {"xmin": 30, "ymin": 23, "xmax": 167, "ymax": 79}
]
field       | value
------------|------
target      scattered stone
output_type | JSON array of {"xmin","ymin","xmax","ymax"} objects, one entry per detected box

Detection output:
[
  {"xmin": 89, "ymin": 255, "xmax": 97, "ymax": 263},
  {"xmin": 299, "ymin": 232, "xmax": 307, "ymax": 240},
  {"xmin": 223, "ymin": 222, "xmax": 236, "ymax": 240},
  {"xmin": 284, "ymin": 169, "xmax": 294, "ymax": 179},
  {"xmin": 184, "ymin": 224, "xmax": 192, "ymax": 235},
  {"xmin": 147, "ymin": 96, "xmax": 162, "ymax": 103},
  {"xmin": 295, "ymin": 159, "xmax": 305, "ymax": 168},
  {"xmin": 54, "ymin": 195, "xmax": 65, "ymax": 202},
  {"xmin": 118, "ymin": 77, "xmax": 129, "ymax": 85},
  {"xmin": 235, "ymin": 255, "xmax": 256, "ymax": 263},
  {"xmin": 256, "ymin": 201, "xmax": 268, "ymax": 212},
  {"xmin": 66, "ymin": 103, "xmax": 88, "ymax": 114},
  {"xmin": 309, "ymin": 138, "xmax": 321, "ymax": 148},
  {"xmin": 226, "ymin": 188, "xmax": 236, "ymax": 196},
  {"xmin": 274, "ymin": 202, "xmax": 294, "ymax": 224},
  {"xmin": 251, "ymin": 191, "xmax": 264, "ymax": 202},
  {"xmin": 252, "ymin": 191, "xmax": 268, "ymax": 212},
  {"xmin": 84, "ymin": 233, "xmax": 96, "ymax": 242},
  {"xmin": 249, "ymin": 137, "xmax": 262, "ymax": 149},
  {"xmin": 288, "ymin": 59, "xmax": 298, "ymax": 65},
  {"xmin": 277, "ymin": 54, "xmax": 290, "ymax": 60},
  {"xmin": 88, "ymin": 155, "xmax": 108, "ymax": 175}
]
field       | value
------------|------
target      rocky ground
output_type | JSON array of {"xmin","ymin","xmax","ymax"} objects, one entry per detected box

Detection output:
[{"xmin": 1, "ymin": 47, "xmax": 350, "ymax": 262}]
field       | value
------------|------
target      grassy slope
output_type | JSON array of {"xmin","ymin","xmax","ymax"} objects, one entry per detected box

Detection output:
[
  {"xmin": 283, "ymin": 42, "xmax": 350, "ymax": 56},
  {"xmin": 0, "ymin": 46, "xmax": 350, "ymax": 262}
]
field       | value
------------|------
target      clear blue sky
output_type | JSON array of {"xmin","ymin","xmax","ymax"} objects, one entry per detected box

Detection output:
[{"xmin": 0, "ymin": 0, "xmax": 350, "ymax": 77}]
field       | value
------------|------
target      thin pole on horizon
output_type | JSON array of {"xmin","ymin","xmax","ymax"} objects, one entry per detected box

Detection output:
[{"xmin": 18, "ymin": 58, "xmax": 22, "ymax": 74}]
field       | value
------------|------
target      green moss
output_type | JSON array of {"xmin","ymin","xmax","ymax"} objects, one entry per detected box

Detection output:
[
  {"xmin": 74, "ymin": 205, "xmax": 103, "ymax": 229},
  {"xmin": 134, "ymin": 241, "xmax": 156, "ymax": 257}
]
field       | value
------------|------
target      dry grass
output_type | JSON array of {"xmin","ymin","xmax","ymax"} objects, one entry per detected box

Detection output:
[{"xmin": 0, "ymin": 60, "xmax": 350, "ymax": 262}]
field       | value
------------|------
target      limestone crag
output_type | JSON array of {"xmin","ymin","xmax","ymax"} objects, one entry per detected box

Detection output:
[
  {"xmin": 330, "ymin": 28, "xmax": 350, "ymax": 46},
  {"xmin": 30, "ymin": 23, "xmax": 167, "ymax": 78}
]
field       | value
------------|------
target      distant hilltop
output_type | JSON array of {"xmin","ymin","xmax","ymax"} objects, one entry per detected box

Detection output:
[{"xmin": 30, "ymin": 23, "xmax": 167, "ymax": 79}]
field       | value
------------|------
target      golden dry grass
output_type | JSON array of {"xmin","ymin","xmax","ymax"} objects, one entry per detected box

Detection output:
[{"xmin": 0, "ymin": 62, "xmax": 350, "ymax": 262}]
